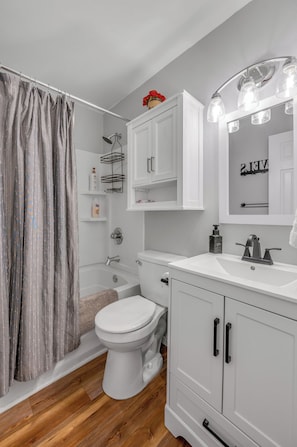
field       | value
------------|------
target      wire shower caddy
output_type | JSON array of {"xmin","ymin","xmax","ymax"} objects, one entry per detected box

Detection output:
[{"xmin": 100, "ymin": 133, "xmax": 125, "ymax": 193}]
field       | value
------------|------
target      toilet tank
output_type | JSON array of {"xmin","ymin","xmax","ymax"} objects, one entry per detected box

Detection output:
[{"xmin": 137, "ymin": 250, "xmax": 186, "ymax": 307}]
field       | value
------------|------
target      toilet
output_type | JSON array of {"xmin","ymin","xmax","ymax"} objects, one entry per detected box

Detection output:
[{"xmin": 95, "ymin": 250, "xmax": 185, "ymax": 400}]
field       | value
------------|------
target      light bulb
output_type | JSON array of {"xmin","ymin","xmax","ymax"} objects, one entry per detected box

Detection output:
[
  {"xmin": 276, "ymin": 58, "xmax": 297, "ymax": 98},
  {"xmin": 207, "ymin": 93, "xmax": 225, "ymax": 123},
  {"xmin": 251, "ymin": 109, "xmax": 271, "ymax": 125},
  {"xmin": 228, "ymin": 120, "xmax": 240, "ymax": 133},
  {"xmin": 285, "ymin": 101, "xmax": 293, "ymax": 115},
  {"xmin": 238, "ymin": 78, "xmax": 259, "ymax": 111}
]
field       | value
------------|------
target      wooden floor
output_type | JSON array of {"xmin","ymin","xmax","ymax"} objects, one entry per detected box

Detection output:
[{"xmin": 0, "ymin": 348, "xmax": 191, "ymax": 447}]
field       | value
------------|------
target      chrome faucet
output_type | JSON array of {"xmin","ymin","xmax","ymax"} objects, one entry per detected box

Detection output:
[
  {"xmin": 236, "ymin": 234, "xmax": 281, "ymax": 265},
  {"xmin": 105, "ymin": 255, "xmax": 120, "ymax": 266}
]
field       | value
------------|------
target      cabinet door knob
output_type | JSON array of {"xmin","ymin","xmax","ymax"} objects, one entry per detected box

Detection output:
[
  {"xmin": 147, "ymin": 158, "xmax": 151, "ymax": 173},
  {"xmin": 213, "ymin": 318, "xmax": 220, "ymax": 357},
  {"xmin": 225, "ymin": 322, "xmax": 232, "ymax": 364}
]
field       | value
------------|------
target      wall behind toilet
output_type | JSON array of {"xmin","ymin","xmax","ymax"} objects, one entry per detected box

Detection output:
[{"xmin": 105, "ymin": 0, "xmax": 297, "ymax": 266}]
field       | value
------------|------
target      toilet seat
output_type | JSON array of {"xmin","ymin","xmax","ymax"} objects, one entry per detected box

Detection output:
[{"xmin": 95, "ymin": 295, "xmax": 156, "ymax": 334}]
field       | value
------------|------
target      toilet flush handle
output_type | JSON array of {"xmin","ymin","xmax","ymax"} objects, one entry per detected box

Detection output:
[{"xmin": 160, "ymin": 272, "xmax": 169, "ymax": 286}]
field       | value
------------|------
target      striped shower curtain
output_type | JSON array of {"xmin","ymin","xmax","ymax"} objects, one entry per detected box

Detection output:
[{"xmin": 0, "ymin": 73, "xmax": 80, "ymax": 397}]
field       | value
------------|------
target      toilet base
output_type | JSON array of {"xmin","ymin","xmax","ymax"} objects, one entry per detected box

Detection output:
[
  {"xmin": 102, "ymin": 349, "xmax": 163, "ymax": 400},
  {"xmin": 143, "ymin": 352, "xmax": 163, "ymax": 384}
]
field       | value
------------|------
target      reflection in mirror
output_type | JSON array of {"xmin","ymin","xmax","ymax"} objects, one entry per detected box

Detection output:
[{"xmin": 228, "ymin": 101, "xmax": 293, "ymax": 215}]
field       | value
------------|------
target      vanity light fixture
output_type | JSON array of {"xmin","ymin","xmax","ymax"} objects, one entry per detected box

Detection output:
[
  {"xmin": 251, "ymin": 108, "xmax": 271, "ymax": 125},
  {"xmin": 207, "ymin": 56, "xmax": 297, "ymax": 123}
]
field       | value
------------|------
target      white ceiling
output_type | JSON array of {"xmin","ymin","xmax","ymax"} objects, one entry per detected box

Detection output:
[{"xmin": 0, "ymin": 0, "xmax": 251, "ymax": 110}]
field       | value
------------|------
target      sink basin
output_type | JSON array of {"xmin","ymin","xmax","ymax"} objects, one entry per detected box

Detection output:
[
  {"xmin": 216, "ymin": 257, "xmax": 297, "ymax": 287},
  {"xmin": 171, "ymin": 253, "xmax": 297, "ymax": 297}
]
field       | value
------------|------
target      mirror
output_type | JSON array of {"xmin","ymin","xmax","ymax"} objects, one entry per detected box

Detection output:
[{"xmin": 219, "ymin": 95, "xmax": 297, "ymax": 225}]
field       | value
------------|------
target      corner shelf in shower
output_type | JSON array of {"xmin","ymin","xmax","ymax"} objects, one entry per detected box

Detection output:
[
  {"xmin": 79, "ymin": 190, "xmax": 107, "ymax": 196},
  {"xmin": 80, "ymin": 217, "xmax": 107, "ymax": 222},
  {"xmin": 79, "ymin": 190, "xmax": 107, "ymax": 221}
]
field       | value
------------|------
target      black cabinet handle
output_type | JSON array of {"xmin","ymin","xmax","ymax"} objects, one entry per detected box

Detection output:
[
  {"xmin": 225, "ymin": 322, "xmax": 232, "ymax": 364},
  {"xmin": 213, "ymin": 318, "xmax": 220, "ymax": 356},
  {"xmin": 202, "ymin": 419, "xmax": 230, "ymax": 447}
]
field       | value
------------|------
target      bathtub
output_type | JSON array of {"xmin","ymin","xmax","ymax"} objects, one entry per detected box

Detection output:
[
  {"xmin": 80, "ymin": 263, "xmax": 140, "ymax": 300},
  {"xmin": 0, "ymin": 264, "xmax": 140, "ymax": 414}
]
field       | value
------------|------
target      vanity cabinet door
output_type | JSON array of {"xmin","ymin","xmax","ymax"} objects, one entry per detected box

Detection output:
[
  {"xmin": 151, "ymin": 106, "xmax": 177, "ymax": 183},
  {"xmin": 170, "ymin": 280, "xmax": 224, "ymax": 412},
  {"xmin": 130, "ymin": 120, "xmax": 152, "ymax": 186},
  {"xmin": 224, "ymin": 298, "xmax": 297, "ymax": 447}
]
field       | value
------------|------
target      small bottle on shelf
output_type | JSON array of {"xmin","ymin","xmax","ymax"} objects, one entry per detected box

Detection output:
[
  {"xmin": 91, "ymin": 198, "xmax": 100, "ymax": 218},
  {"xmin": 89, "ymin": 167, "xmax": 97, "ymax": 191}
]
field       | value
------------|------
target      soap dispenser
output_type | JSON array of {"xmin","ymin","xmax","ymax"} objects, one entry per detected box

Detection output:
[{"xmin": 209, "ymin": 224, "xmax": 222, "ymax": 254}]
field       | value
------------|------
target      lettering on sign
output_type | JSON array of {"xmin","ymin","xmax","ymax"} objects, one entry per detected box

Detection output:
[{"xmin": 240, "ymin": 159, "xmax": 269, "ymax": 176}]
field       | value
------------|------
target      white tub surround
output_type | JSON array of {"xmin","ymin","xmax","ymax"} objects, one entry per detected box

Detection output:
[{"xmin": 79, "ymin": 263, "xmax": 140, "ymax": 299}]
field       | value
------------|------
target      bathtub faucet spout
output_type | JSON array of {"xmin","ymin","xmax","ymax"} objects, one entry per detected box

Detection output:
[{"xmin": 105, "ymin": 255, "xmax": 120, "ymax": 266}]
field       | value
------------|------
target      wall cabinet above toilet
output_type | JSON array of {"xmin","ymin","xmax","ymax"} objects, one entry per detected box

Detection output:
[{"xmin": 127, "ymin": 90, "xmax": 204, "ymax": 211}]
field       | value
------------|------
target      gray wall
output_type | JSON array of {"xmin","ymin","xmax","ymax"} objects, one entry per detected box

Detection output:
[
  {"xmin": 73, "ymin": 103, "xmax": 104, "ymax": 154},
  {"xmin": 106, "ymin": 0, "xmax": 297, "ymax": 265}
]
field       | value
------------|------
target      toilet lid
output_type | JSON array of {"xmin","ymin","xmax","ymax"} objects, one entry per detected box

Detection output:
[{"xmin": 95, "ymin": 295, "xmax": 156, "ymax": 334}]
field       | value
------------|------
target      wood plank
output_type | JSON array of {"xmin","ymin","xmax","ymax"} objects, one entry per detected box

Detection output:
[
  {"xmin": 0, "ymin": 387, "xmax": 91, "ymax": 446},
  {"xmin": 74, "ymin": 380, "xmax": 166, "ymax": 446},
  {"xmin": 0, "ymin": 399, "xmax": 33, "ymax": 439}
]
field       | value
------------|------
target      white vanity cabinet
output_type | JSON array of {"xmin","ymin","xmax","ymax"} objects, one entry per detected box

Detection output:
[
  {"xmin": 166, "ymin": 269, "xmax": 297, "ymax": 447},
  {"xmin": 127, "ymin": 90, "xmax": 204, "ymax": 210}
]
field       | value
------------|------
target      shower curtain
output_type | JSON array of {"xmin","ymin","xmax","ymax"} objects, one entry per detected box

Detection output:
[{"xmin": 0, "ymin": 73, "xmax": 80, "ymax": 397}]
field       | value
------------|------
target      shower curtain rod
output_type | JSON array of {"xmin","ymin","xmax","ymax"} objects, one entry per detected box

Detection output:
[{"xmin": 0, "ymin": 63, "xmax": 130, "ymax": 122}]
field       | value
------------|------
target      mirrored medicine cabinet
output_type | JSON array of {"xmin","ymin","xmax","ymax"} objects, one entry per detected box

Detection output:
[{"xmin": 218, "ymin": 95, "xmax": 297, "ymax": 225}]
